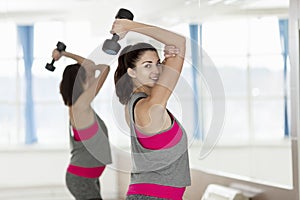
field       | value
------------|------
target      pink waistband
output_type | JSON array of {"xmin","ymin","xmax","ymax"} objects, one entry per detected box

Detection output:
[
  {"xmin": 127, "ymin": 183, "xmax": 185, "ymax": 200},
  {"xmin": 67, "ymin": 164, "xmax": 105, "ymax": 178},
  {"xmin": 135, "ymin": 119, "xmax": 183, "ymax": 150},
  {"xmin": 72, "ymin": 120, "xmax": 99, "ymax": 141}
]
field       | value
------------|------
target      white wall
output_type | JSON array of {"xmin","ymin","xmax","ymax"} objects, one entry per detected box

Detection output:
[
  {"xmin": 0, "ymin": 145, "xmax": 118, "ymax": 199},
  {"xmin": 0, "ymin": 143, "xmax": 292, "ymax": 199},
  {"xmin": 189, "ymin": 143, "xmax": 293, "ymax": 188}
]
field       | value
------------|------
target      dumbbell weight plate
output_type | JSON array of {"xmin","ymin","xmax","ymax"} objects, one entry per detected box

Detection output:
[
  {"xmin": 116, "ymin": 8, "xmax": 134, "ymax": 20},
  {"xmin": 45, "ymin": 63, "xmax": 55, "ymax": 71},
  {"xmin": 56, "ymin": 42, "xmax": 66, "ymax": 52}
]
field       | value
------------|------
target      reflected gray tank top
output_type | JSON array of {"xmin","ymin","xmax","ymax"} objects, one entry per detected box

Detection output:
[{"xmin": 69, "ymin": 113, "xmax": 112, "ymax": 167}]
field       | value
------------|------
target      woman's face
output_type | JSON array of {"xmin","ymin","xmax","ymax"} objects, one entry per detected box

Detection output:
[{"xmin": 131, "ymin": 50, "xmax": 162, "ymax": 88}]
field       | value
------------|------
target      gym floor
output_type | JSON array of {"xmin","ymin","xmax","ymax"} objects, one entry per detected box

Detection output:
[{"xmin": 0, "ymin": 186, "xmax": 73, "ymax": 200}]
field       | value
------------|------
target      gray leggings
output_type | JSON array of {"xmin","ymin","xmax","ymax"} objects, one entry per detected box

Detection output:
[
  {"xmin": 126, "ymin": 195, "xmax": 166, "ymax": 200},
  {"xmin": 66, "ymin": 172, "xmax": 102, "ymax": 200}
]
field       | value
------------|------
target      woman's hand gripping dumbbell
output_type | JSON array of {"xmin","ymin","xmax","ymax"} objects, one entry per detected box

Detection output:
[
  {"xmin": 45, "ymin": 41, "xmax": 66, "ymax": 71},
  {"xmin": 102, "ymin": 8, "xmax": 134, "ymax": 55}
]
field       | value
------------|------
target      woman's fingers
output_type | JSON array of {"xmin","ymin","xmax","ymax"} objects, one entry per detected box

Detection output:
[
  {"xmin": 110, "ymin": 19, "xmax": 129, "ymax": 40},
  {"xmin": 164, "ymin": 45, "xmax": 180, "ymax": 58},
  {"xmin": 52, "ymin": 49, "xmax": 62, "ymax": 61}
]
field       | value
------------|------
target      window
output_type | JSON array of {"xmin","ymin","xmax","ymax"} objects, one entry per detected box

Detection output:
[
  {"xmin": 0, "ymin": 22, "xmax": 19, "ymax": 145},
  {"xmin": 201, "ymin": 17, "xmax": 289, "ymax": 142},
  {"xmin": 1, "ymin": 17, "xmax": 289, "ymax": 147}
]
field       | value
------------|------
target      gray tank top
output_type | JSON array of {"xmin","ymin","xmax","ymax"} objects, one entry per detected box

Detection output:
[
  {"xmin": 128, "ymin": 92, "xmax": 191, "ymax": 187},
  {"xmin": 69, "ymin": 112, "xmax": 112, "ymax": 167}
]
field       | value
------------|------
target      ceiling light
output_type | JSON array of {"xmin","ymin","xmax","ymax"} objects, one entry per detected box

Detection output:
[
  {"xmin": 207, "ymin": 0, "xmax": 223, "ymax": 5},
  {"xmin": 223, "ymin": 0, "xmax": 239, "ymax": 5}
]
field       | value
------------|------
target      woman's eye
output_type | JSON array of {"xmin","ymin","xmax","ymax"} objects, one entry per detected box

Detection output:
[{"xmin": 145, "ymin": 64, "xmax": 151, "ymax": 68}]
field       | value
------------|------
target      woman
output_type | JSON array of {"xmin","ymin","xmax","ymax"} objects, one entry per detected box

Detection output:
[
  {"xmin": 112, "ymin": 19, "xmax": 191, "ymax": 200},
  {"xmin": 52, "ymin": 49, "xmax": 112, "ymax": 200}
]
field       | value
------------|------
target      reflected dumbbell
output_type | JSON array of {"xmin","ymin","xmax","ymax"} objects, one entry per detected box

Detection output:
[
  {"xmin": 45, "ymin": 41, "xmax": 66, "ymax": 72},
  {"xmin": 102, "ymin": 8, "xmax": 134, "ymax": 55}
]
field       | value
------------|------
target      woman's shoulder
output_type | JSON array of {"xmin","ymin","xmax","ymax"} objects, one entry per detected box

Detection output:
[
  {"xmin": 128, "ymin": 92, "xmax": 148, "ymax": 109},
  {"xmin": 130, "ymin": 92, "xmax": 148, "ymax": 101}
]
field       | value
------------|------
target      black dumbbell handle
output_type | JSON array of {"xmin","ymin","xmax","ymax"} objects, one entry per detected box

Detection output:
[
  {"xmin": 111, "ymin": 34, "xmax": 120, "ymax": 41},
  {"xmin": 50, "ymin": 59, "xmax": 55, "ymax": 65}
]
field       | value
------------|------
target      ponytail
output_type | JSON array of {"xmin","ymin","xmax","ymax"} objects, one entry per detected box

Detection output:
[
  {"xmin": 114, "ymin": 45, "xmax": 133, "ymax": 105},
  {"xmin": 60, "ymin": 64, "xmax": 86, "ymax": 106}
]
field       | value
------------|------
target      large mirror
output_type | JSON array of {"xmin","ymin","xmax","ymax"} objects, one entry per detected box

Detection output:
[{"xmin": 185, "ymin": 0, "xmax": 293, "ymax": 189}]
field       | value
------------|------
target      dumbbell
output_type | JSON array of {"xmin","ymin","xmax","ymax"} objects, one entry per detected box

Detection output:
[
  {"xmin": 102, "ymin": 8, "xmax": 134, "ymax": 55},
  {"xmin": 45, "ymin": 41, "xmax": 66, "ymax": 72}
]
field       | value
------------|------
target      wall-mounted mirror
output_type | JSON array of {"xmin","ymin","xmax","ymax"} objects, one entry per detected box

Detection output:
[{"xmin": 187, "ymin": 0, "xmax": 293, "ymax": 189}]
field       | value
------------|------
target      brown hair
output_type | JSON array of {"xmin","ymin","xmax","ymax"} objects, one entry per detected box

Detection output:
[
  {"xmin": 114, "ymin": 42, "xmax": 157, "ymax": 105},
  {"xmin": 59, "ymin": 63, "xmax": 87, "ymax": 106}
]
